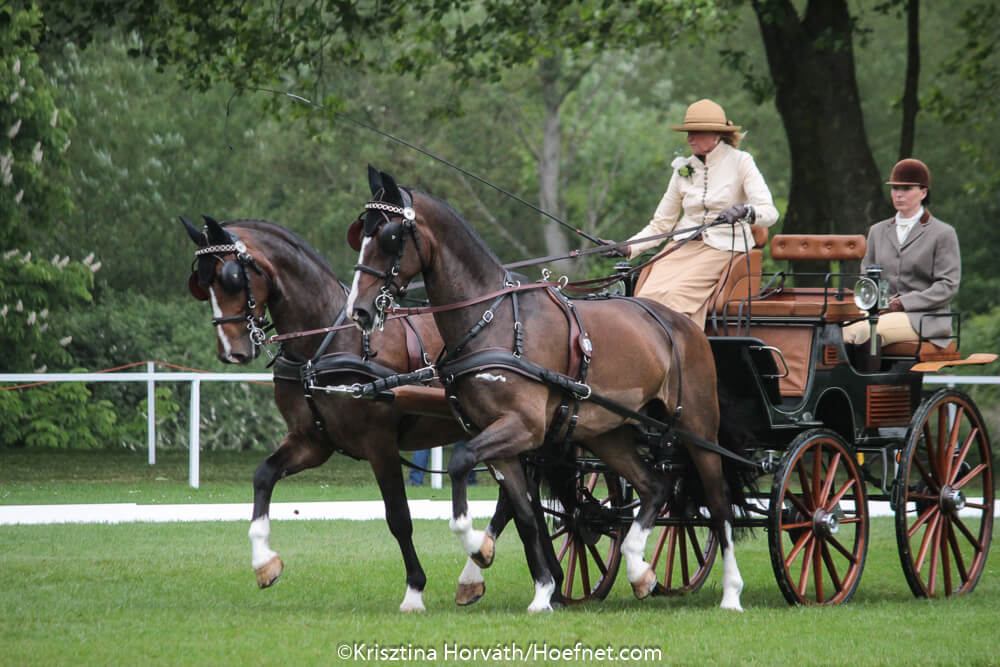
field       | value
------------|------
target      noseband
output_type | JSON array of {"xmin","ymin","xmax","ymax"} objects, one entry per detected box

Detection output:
[
  {"xmin": 353, "ymin": 196, "xmax": 429, "ymax": 326},
  {"xmin": 193, "ymin": 237, "xmax": 273, "ymax": 348}
]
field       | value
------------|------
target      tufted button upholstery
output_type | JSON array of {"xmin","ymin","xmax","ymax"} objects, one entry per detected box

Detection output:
[{"xmin": 770, "ymin": 234, "xmax": 866, "ymax": 261}]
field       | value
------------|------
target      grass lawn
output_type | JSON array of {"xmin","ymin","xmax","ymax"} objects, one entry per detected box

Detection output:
[
  {"xmin": 0, "ymin": 447, "xmax": 500, "ymax": 505},
  {"xmin": 1, "ymin": 517, "xmax": 998, "ymax": 666},
  {"xmin": 1, "ymin": 448, "xmax": 998, "ymax": 665}
]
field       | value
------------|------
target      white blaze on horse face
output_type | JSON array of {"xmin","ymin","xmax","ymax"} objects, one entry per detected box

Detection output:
[
  {"xmin": 209, "ymin": 287, "xmax": 235, "ymax": 359},
  {"xmin": 345, "ymin": 235, "xmax": 370, "ymax": 321},
  {"xmin": 248, "ymin": 516, "xmax": 278, "ymax": 570},
  {"xmin": 719, "ymin": 520, "xmax": 744, "ymax": 612},
  {"xmin": 622, "ymin": 523, "xmax": 652, "ymax": 583}
]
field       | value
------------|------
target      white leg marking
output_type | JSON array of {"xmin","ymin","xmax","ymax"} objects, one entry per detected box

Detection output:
[
  {"xmin": 209, "ymin": 288, "xmax": 234, "ymax": 359},
  {"xmin": 399, "ymin": 585, "xmax": 425, "ymax": 612},
  {"xmin": 458, "ymin": 557, "xmax": 485, "ymax": 586},
  {"xmin": 527, "ymin": 579, "xmax": 555, "ymax": 614},
  {"xmin": 719, "ymin": 520, "xmax": 744, "ymax": 612},
  {"xmin": 474, "ymin": 372, "xmax": 508, "ymax": 383},
  {"xmin": 345, "ymin": 236, "xmax": 369, "ymax": 317},
  {"xmin": 622, "ymin": 523, "xmax": 652, "ymax": 583},
  {"xmin": 449, "ymin": 513, "xmax": 486, "ymax": 556},
  {"xmin": 248, "ymin": 516, "xmax": 278, "ymax": 570}
]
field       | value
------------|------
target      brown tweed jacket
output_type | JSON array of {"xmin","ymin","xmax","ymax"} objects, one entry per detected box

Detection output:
[{"xmin": 862, "ymin": 210, "xmax": 961, "ymax": 347}]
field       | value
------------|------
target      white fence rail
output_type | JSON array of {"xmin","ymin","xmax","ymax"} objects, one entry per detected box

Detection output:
[{"xmin": 1, "ymin": 364, "xmax": 997, "ymax": 488}]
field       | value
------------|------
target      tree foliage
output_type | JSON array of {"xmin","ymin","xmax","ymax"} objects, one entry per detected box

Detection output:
[{"xmin": 3, "ymin": 1, "xmax": 996, "ymax": 449}]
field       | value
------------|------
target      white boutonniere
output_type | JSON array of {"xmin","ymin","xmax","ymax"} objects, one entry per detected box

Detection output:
[{"xmin": 672, "ymin": 156, "xmax": 695, "ymax": 178}]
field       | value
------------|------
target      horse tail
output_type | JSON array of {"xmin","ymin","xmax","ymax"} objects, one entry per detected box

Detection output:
[
  {"xmin": 715, "ymin": 381, "xmax": 760, "ymax": 539},
  {"xmin": 661, "ymin": 381, "xmax": 758, "ymax": 540}
]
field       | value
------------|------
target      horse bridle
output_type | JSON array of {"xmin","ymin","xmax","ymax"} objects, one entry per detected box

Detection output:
[
  {"xmin": 192, "ymin": 236, "xmax": 273, "ymax": 348},
  {"xmin": 352, "ymin": 193, "xmax": 429, "ymax": 327}
]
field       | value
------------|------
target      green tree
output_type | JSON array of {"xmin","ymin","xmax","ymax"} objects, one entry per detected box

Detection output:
[{"xmin": 0, "ymin": 4, "xmax": 117, "ymax": 448}]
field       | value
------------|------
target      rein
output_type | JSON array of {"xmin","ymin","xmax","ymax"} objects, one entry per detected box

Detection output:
[{"xmin": 265, "ymin": 281, "xmax": 559, "ymax": 344}]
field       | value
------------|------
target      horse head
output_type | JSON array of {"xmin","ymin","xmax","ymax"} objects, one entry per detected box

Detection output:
[
  {"xmin": 346, "ymin": 166, "xmax": 434, "ymax": 333},
  {"xmin": 181, "ymin": 215, "xmax": 275, "ymax": 363}
]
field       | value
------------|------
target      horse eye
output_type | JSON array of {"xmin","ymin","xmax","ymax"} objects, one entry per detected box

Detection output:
[
  {"xmin": 218, "ymin": 260, "xmax": 245, "ymax": 293},
  {"xmin": 379, "ymin": 222, "xmax": 403, "ymax": 254}
]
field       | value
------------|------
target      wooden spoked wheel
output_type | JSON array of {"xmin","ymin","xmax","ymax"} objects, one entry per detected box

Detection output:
[
  {"xmin": 768, "ymin": 429, "xmax": 869, "ymax": 605},
  {"xmin": 894, "ymin": 389, "xmax": 994, "ymax": 598},
  {"xmin": 647, "ymin": 505, "xmax": 718, "ymax": 596},
  {"xmin": 545, "ymin": 471, "xmax": 625, "ymax": 603}
]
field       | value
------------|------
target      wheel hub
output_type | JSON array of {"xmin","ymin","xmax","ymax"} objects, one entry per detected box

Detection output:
[
  {"xmin": 940, "ymin": 486, "xmax": 966, "ymax": 514},
  {"xmin": 812, "ymin": 509, "xmax": 840, "ymax": 538},
  {"xmin": 574, "ymin": 502, "xmax": 605, "ymax": 546}
]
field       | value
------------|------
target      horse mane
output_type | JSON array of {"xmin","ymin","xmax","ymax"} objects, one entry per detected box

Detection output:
[
  {"xmin": 225, "ymin": 219, "xmax": 337, "ymax": 278},
  {"xmin": 410, "ymin": 189, "xmax": 504, "ymax": 268}
]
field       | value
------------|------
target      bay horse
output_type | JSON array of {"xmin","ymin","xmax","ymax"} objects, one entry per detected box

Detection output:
[
  {"xmin": 181, "ymin": 215, "xmax": 474, "ymax": 611},
  {"xmin": 347, "ymin": 166, "xmax": 747, "ymax": 612}
]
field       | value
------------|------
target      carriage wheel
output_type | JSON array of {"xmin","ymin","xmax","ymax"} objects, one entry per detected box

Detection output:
[
  {"xmin": 768, "ymin": 428, "xmax": 869, "ymax": 606},
  {"xmin": 545, "ymin": 472, "xmax": 625, "ymax": 604},
  {"xmin": 647, "ymin": 505, "xmax": 718, "ymax": 596},
  {"xmin": 894, "ymin": 389, "xmax": 994, "ymax": 598}
]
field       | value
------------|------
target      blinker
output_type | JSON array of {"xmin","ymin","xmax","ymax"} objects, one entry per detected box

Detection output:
[
  {"xmin": 347, "ymin": 218, "xmax": 364, "ymax": 251},
  {"xmin": 188, "ymin": 272, "xmax": 210, "ymax": 301},
  {"xmin": 379, "ymin": 221, "xmax": 404, "ymax": 255},
  {"xmin": 218, "ymin": 259, "xmax": 246, "ymax": 293}
]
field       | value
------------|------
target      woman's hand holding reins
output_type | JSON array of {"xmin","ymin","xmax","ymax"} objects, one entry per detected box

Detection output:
[
  {"xmin": 718, "ymin": 204, "xmax": 755, "ymax": 225},
  {"xmin": 599, "ymin": 239, "xmax": 628, "ymax": 258}
]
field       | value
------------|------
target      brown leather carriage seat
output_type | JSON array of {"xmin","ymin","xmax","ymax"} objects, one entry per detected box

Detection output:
[
  {"xmin": 882, "ymin": 340, "xmax": 960, "ymax": 361},
  {"xmin": 727, "ymin": 234, "xmax": 868, "ymax": 398},
  {"xmin": 749, "ymin": 234, "xmax": 868, "ymax": 321}
]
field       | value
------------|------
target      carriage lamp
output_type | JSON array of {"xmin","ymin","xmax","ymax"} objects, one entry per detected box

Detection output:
[
  {"xmin": 853, "ymin": 265, "xmax": 886, "ymax": 357},
  {"xmin": 853, "ymin": 277, "xmax": 878, "ymax": 312}
]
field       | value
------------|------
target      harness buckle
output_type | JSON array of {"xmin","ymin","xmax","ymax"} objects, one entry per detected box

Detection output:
[
  {"xmin": 375, "ymin": 289, "xmax": 395, "ymax": 313},
  {"xmin": 482, "ymin": 309, "xmax": 494, "ymax": 323},
  {"xmin": 573, "ymin": 383, "xmax": 592, "ymax": 400}
]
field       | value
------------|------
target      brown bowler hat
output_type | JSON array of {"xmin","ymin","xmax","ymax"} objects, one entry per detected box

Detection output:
[
  {"xmin": 886, "ymin": 158, "xmax": 931, "ymax": 188},
  {"xmin": 670, "ymin": 99, "xmax": 742, "ymax": 133}
]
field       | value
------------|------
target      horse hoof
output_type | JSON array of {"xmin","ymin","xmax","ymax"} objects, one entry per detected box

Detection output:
[
  {"xmin": 469, "ymin": 535, "xmax": 495, "ymax": 569},
  {"xmin": 255, "ymin": 556, "xmax": 284, "ymax": 589},
  {"xmin": 630, "ymin": 568, "xmax": 656, "ymax": 600},
  {"xmin": 455, "ymin": 581, "xmax": 486, "ymax": 606}
]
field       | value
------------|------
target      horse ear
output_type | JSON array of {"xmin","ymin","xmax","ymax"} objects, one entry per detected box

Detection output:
[
  {"xmin": 180, "ymin": 216, "xmax": 206, "ymax": 246},
  {"xmin": 379, "ymin": 170, "xmax": 403, "ymax": 205},
  {"xmin": 202, "ymin": 215, "xmax": 227, "ymax": 244},
  {"xmin": 367, "ymin": 164, "xmax": 383, "ymax": 195}
]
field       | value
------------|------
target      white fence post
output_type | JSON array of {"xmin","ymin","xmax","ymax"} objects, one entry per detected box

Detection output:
[
  {"xmin": 431, "ymin": 446, "xmax": 443, "ymax": 489},
  {"xmin": 189, "ymin": 378, "xmax": 201, "ymax": 489},
  {"xmin": 147, "ymin": 361, "xmax": 156, "ymax": 465}
]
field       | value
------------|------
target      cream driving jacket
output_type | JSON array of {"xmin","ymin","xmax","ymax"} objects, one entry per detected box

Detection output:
[{"xmin": 627, "ymin": 141, "xmax": 779, "ymax": 258}]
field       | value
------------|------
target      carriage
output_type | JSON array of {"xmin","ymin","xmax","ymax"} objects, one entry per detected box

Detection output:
[
  {"xmin": 339, "ymin": 223, "xmax": 996, "ymax": 608},
  {"xmin": 184, "ymin": 168, "xmax": 995, "ymax": 611},
  {"xmin": 536, "ymin": 230, "xmax": 997, "ymax": 606}
]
